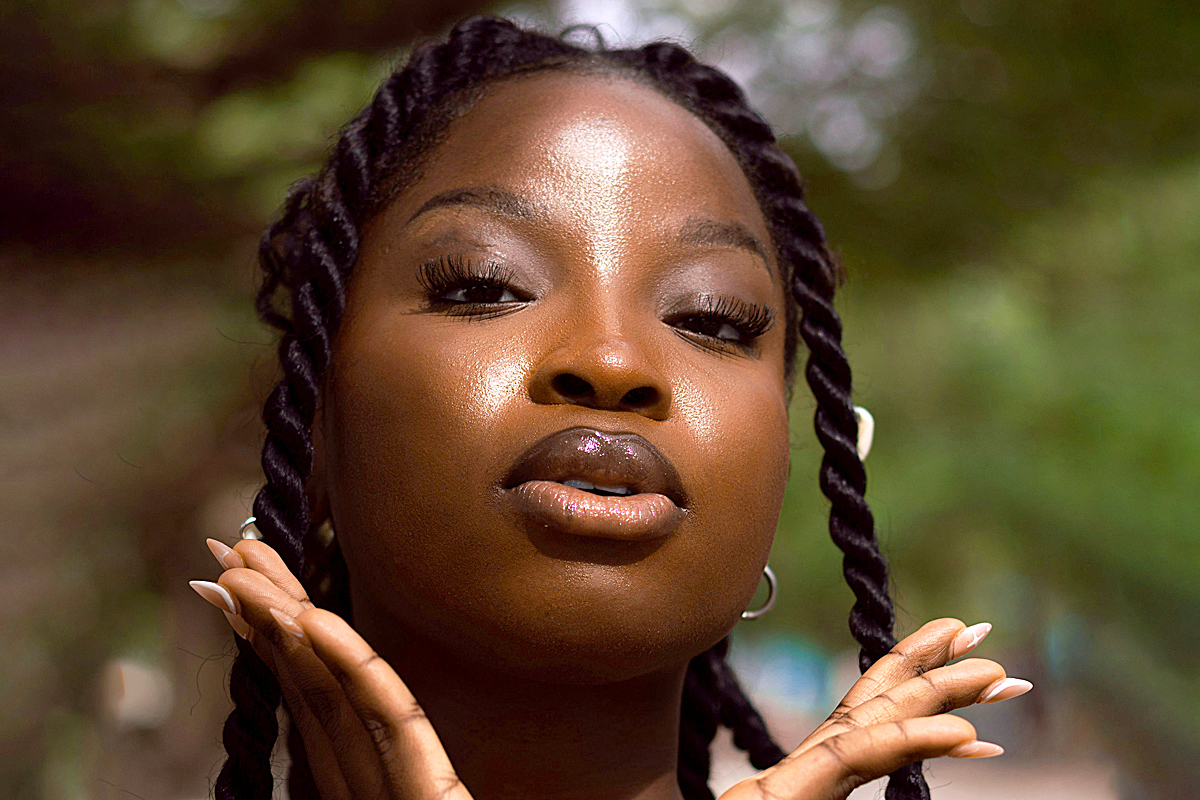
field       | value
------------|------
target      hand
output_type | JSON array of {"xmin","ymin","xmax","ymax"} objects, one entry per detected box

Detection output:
[
  {"xmin": 718, "ymin": 618, "xmax": 1032, "ymax": 800},
  {"xmin": 191, "ymin": 540, "xmax": 1031, "ymax": 800},
  {"xmin": 192, "ymin": 537, "xmax": 470, "ymax": 800}
]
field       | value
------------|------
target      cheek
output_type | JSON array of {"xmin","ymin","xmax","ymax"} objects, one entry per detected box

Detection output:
[
  {"xmin": 668, "ymin": 369, "xmax": 791, "ymax": 618},
  {"xmin": 323, "ymin": 316, "xmax": 532, "ymax": 600}
]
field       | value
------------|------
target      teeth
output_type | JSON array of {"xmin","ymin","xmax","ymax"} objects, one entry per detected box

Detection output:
[{"xmin": 561, "ymin": 480, "xmax": 633, "ymax": 496}]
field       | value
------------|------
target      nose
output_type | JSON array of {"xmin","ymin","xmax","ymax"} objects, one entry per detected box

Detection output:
[{"xmin": 529, "ymin": 335, "xmax": 672, "ymax": 420}]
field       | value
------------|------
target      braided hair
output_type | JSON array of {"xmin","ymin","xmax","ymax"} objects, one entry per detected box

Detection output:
[{"xmin": 221, "ymin": 16, "xmax": 927, "ymax": 800}]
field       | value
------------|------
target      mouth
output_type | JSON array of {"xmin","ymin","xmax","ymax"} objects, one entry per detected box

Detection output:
[{"xmin": 503, "ymin": 427, "xmax": 689, "ymax": 541}]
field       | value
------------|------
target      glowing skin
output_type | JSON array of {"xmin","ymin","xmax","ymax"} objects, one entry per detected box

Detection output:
[{"xmin": 312, "ymin": 72, "xmax": 791, "ymax": 800}]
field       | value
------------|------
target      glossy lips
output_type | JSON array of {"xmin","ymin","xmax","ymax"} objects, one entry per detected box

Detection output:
[{"xmin": 505, "ymin": 427, "xmax": 689, "ymax": 541}]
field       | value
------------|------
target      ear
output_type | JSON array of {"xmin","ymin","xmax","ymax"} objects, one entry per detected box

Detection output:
[{"xmin": 306, "ymin": 393, "xmax": 331, "ymax": 528}]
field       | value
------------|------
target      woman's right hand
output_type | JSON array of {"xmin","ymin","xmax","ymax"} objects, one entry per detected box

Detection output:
[
  {"xmin": 194, "ymin": 537, "xmax": 472, "ymax": 800},
  {"xmin": 192, "ymin": 540, "xmax": 1030, "ymax": 800}
]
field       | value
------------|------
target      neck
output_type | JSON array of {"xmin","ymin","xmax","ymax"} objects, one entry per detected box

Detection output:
[{"xmin": 358, "ymin": 617, "xmax": 689, "ymax": 800}]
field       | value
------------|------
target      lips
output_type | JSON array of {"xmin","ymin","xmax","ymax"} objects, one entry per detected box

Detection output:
[{"xmin": 504, "ymin": 427, "xmax": 689, "ymax": 541}]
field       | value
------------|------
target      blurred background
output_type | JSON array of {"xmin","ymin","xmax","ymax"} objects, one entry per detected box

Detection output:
[{"xmin": 2, "ymin": 0, "xmax": 1197, "ymax": 797}]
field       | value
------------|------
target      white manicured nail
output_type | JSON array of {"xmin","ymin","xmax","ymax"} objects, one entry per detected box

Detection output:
[
  {"xmin": 206, "ymin": 538, "xmax": 245, "ymax": 570},
  {"xmin": 950, "ymin": 622, "xmax": 992, "ymax": 660},
  {"xmin": 949, "ymin": 740, "xmax": 1004, "ymax": 758},
  {"xmin": 223, "ymin": 611, "xmax": 252, "ymax": 641},
  {"xmin": 978, "ymin": 677, "xmax": 1034, "ymax": 704},
  {"xmin": 269, "ymin": 607, "xmax": 311, "ymax": 647},
  {"xmin": 190, "ymin": 580, "xmax": 238, "ymax": 616}
]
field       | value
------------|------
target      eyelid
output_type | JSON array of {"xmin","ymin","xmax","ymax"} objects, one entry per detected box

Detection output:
[
  {"xmin": 663, "ymin": 293, "xmax": 776, "ymax": 354},
  {"xmin": 416, "ymin": 254, "xmax": 535, "ymax": 318}
]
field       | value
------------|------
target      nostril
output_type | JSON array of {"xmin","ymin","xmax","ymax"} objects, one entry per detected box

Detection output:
[
  {"xmin": 552, "ymin": 373, "xmax": 594, "ymax": 400},
  {"xmin": 621, "ymin": 386, "xmax": 659, "ymax": 409}
]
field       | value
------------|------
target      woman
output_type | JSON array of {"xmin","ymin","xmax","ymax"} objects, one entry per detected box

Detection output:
[{"xmin": 188, "ymin": 17, "xmax": 1031, "ymax": 800}]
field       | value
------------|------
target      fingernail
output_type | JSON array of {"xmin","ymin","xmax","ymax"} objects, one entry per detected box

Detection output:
[
  {"xmin": 269, "ymin": 607, "xmax": 310, "ymax": 647},
  {"xmin": 949, "ymin": 740, "xmax": 1005, "ymax": 758},
  {"xmin": 190, "ymin": 580, "xmax": 239, "ymax": 616},
  {"xmin": 978, "ymin": 677, "xmax": 1034, "ymax": 704},
  {"xmin": 223, "ymin": 611, "xmax": 252, "ymax": 641},
  {"xmin": 206, "ymin": 538, "xmax": 245, "ymax": 570},
  {"xmin": 949, "ymin": 622, "xmax": 992, "ymax": 660}
]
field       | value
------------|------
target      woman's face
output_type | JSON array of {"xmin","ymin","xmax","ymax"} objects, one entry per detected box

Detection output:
[{"xmin": 319, "ymin": 71, "xmax": 792, "ymax": 683}]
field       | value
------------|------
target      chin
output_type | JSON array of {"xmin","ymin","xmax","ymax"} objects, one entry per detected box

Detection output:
[{"xmin": 427, "ymin": 567, "xmax": 744, "ymax": 685}]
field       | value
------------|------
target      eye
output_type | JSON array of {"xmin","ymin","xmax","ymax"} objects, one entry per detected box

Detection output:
[
  {"xmin": 675, "ymin": 316, "xmax": 745, "ymax": 342},
  {"xmin": 417, "ymin": 255, "xmax": 530, "ymax": 314},
  {"xmin": 666, "ymin": 295, "xmax": 775, "ymax": 351},
  {"xmin": 442, "ymin": 284, "xmax": 522, "ymax": 304}
]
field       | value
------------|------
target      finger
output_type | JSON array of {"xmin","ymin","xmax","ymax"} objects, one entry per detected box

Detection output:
[
  {"xmin": 836, "ymin": 618, "xmax": 987, "ymax": 713},
  {"xmin": 800, "ymin": 658, "xmax": 1025, "ymax": 754},
  {"xmin": 743, "ymin": 716, "xmax": 998, "ymax": 800},
  {"xmin": 217, "ymin": 569, "xmax": 389, "ymax": 800},
  {"xmin": 229, "ymin": 539, "xmax": 315, "ymax": 609},
  {"xmin": 272, "ymin": 643, "xmax": 353, "ymax": 800},
  {"xmin": 292, "ymin": 607, "xmax": 472, "ymax": 800}
]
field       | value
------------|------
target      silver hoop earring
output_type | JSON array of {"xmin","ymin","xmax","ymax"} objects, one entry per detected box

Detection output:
[
  {"xmin": 239, "ymin": 515, "xmax": 260, "ymax": 540},
  {"xmin": 741, "ymin": 565, "xmax": 777, "ymax": 620}
]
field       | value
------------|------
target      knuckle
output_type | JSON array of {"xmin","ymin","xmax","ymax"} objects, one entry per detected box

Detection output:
[
  {"xmin": 359, "ymin": 709, "xmax": 397, "ymax": 757},
  {"xmin": 916, "ymin": 674, "xmax": 953, "ymax": 712},
  {"xmin": 752, "ymin": 773, "xmax": 792, "ymax": 800},
  {"xmin": 394, "ymin": 701, "xmax": 430, "ymax": 730},
  {"xmin": 433, "ymin": 773, "xmax": 465, "ymax": 800},
  {"xmin": 819, "ymin": 736, "xmax": 862, "ymax": 779},
  {"xmin": 825, "ymin": 704, "xmax": 853, "ymax": 725},
  {"xmin": 886, "ymin": 642, "xmax": 927, "ymax": 675},
  {"xmin": 303, "ymin": 686, "xmax": 354, "ymax": 739},
  {"xmin": 889, "ymin": 720, "xmax": 913, "ymax": 748},
  {"xmin": 833, "ymin": 704, "xmax": 873, "ymax": 732},
  {"xmin": 873, "ymin": 691, "xmax": 904, "ymax": 719},
  {"xmin": 358, "ymin": 651, "xmax": 385, "ymax": 671}
]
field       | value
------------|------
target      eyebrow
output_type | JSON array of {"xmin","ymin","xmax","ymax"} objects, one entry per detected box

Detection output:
[
  {"xmin": 406, "ymin": 186, "xmax": 544, "ymax": 227},
  {"xmin": 677, "ymin": 217, "xmax": 771, "ymax": 272},
  {"xmin": 405, "ymin": 186, "xmax": 772, "ymax": 272}
]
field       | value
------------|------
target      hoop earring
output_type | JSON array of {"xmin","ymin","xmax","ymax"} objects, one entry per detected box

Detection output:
[
  {"xmin": 741, "ymin": 565, "xmax": 777, "ymax": 620},
  {"xmin": 239, "ymin": 515, "xmax": 260, "ymax": 540}
]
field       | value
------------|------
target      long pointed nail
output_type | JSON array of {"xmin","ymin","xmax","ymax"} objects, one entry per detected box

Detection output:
[
  {"xmin": 949, "ymin": 740, "xmax": 1005, "ymax": 758},
  {"xmin": 223, "ymin": 611, "xmax": 252, "ymax": 641},
  {"xmin": 978, "ymin": 677, "xmax": 1034, "ymax": 704},
  {"xmin": 269, "ymin": 607, "xmax": 311, "ymax": 647},
  {"xmin": 189, "ymin": 580, "xmax": 239, "ymax": 616},
  {"xmin": 206, "ymin": 538, "xmax": 245, "ymax": 570},
  {"xmin": 950, "ymin": 622, "xmax": 992, "ymax": 660}
]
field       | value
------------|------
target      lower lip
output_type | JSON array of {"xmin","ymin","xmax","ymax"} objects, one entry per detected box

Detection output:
[{"xmin": 509, "ymin": 480, "xmax": 685, "ymax": 541}]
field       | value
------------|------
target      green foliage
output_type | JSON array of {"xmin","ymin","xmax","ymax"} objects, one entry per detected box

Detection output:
[{"xmin": 773, "ymin": 161, "xmax": 1200, "ymax": 791}]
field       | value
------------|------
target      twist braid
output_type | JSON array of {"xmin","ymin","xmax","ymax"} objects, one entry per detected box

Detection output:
[
  {"xmin": 225, "ymin": 17, "xmax": 928, "ymax": 799},
  {"xmin": 628, "ymin": 38, "xmax": 927, "ymax": 798},
  {"xmin": 215, "ymin": 636, "xmax": 280, "ymax": 800},
  {"xmin": 678, "ymin": 644, "xmax": 725, "ymax": 800}
]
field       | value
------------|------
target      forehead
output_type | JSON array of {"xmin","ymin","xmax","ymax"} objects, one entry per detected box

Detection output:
[{"xmin": 395, "ymin": 70, "xmax": 772, "ymax": 253}]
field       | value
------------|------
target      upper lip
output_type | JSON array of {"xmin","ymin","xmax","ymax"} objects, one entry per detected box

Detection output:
[{"xmin": 504, "ymin": 427, "xmax": 690, "ymax": 509}]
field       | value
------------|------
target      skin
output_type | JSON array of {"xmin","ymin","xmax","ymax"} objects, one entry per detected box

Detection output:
[{"xmin": 198, "ymin": 72, "xmax": 1030, "ymax": 800}]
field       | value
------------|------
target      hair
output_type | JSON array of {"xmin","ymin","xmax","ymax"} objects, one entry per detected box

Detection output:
[{"xmin": 220, "ymin": 16, "xmax": 928, "ymax": 800}]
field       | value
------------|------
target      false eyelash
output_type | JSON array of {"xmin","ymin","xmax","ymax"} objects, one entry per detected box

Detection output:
[
  {"xmin": 694, "ymin": 294, "xmax": 776, "ymax": 338},
  {"xmin": 416, "ymin": 254, "xmax": 517, "ymax": 296}
]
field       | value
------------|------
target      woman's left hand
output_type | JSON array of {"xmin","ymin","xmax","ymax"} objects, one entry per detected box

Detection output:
[{"xmin": 718, "ymin": 617, "xmax": 1031, "ymax": 800}]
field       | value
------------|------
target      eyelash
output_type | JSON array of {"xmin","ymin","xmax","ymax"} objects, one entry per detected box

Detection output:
[
  {"xmin": 417, "ymin": 255, "xmax": 528, "ymax": 317},
  {"xmin": 665, "ymin": 294, "xmax": 775, "ymax": 353},
  {"xmin": 417, "ymin": 255, "xmax": 775, "ymax": 351}
]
